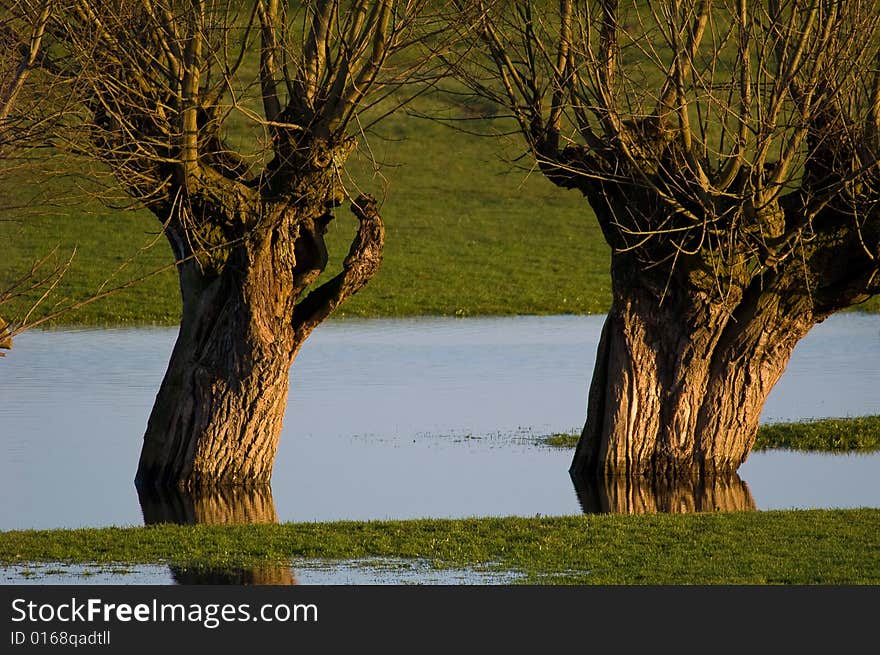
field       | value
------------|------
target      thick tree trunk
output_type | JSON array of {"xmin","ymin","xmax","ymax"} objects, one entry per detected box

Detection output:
[
  {"xmin": 571, "ymin": 263, "xmax": 815, "ymax": 479},
  {"xmin": 526, "ymin": 71, "xmax": 880, "ymax": 484},
  {"xmin": 136, "ymin": 195, "xmax": 383, "ymax": 490},
  {"xmin": 135, "ymin": 257, "xmax": 299, "ymax": 488}
]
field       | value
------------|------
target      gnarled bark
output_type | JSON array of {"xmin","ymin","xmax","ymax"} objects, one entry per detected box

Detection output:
[
  {"xmin": 136, "ymin": 195, "xmax": 384, "ymax": 489},
  {"xmin": 569, "ymin": 186, "xmax": 877, "ymax": 479},
  {"xmin": 572, "ymin": 259, "xmax": 814, "ymax": 478},
  {"xmin": 456, "ymin": 0, "xmax": 880, "ymax": 483}
]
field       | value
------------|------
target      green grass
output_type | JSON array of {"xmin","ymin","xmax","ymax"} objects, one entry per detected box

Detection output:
[
  {"xmin": 542, "ymin": 415, "xmax": 880, "ymax": 452},
  {"xmin": 544, "ymin": 432, "xmax": 582, "ymax": 448},
  {"xmin": 4, "ymin": 6, "xmax": 880, "ymax": 327},
  {"xmin": 1, "ymin": 510, "xmax": 878, "ymax": 584},
  {"xmin": 0, "ymin": 199, "xmax": 182, "ymax": 327},
  {"xmin": 3, "ymin": 93, "xmax": 880, "ymax": 326},
  {"xmin": 0, "ymin": 101, "xmax": 611, "ymax": 326},
  {"xmin": 754, "ymin": 416, "xmax": 880, "ymax": 452}
]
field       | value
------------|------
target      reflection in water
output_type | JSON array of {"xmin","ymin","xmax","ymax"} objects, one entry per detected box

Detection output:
[
  {"xmin": 138, "ymin": 485, "xmax": 295, "ymax": 585},
  {"xmin": 2, "ymin": 316, "xmax": 879, "ymax": 531},
  {"xmin": 571, "ymin": 472, "xmax": 756, "ymax": 514},
  {"xmin": 139, "ymin": 484, "xmax": 280, "ymax": 525},
  {"xmin": 159, "ymin": 563, "xmax": 293, "ymax": 586}
]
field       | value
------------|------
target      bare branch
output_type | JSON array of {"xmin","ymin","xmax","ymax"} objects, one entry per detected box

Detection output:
[
  {"xmin": 256, "ymin": 0, "xmax": 282, "ymax": 124},
  {"xmin": 292, "ymin": 193, "xmax": 385, "ymax": 335}
]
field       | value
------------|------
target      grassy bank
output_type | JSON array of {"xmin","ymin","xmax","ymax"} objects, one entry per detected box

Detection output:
[
  {"xmin": 543, "ymin": 415, "xmax": 880, "ymax": 452},
  {"xmin": 1, "ymin": 510, "xmax": 878, "ymax": 584}
]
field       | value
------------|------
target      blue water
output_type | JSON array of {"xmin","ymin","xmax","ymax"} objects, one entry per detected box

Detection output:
[{"xmin": 1, "ymin": 313, "xmax": 879, "ymax": 531}]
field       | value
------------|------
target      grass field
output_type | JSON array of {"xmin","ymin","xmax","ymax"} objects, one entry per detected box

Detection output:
[
  {"xmin": 6, "ymin": 93, "xmax": 876, "ymax": 327},
  {"xmin": 2, "ymin": 510, "xmax": 878, "ymax": 584},
  {"xmin": 0, "ymin": 100, "xmax": 613, "ymax": 326}
]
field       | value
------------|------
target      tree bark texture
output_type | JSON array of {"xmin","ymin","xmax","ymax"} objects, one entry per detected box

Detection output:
[
  {"xmin": 571, "ymin": 259, "xmax": 815, "ymax": 478},
  {"xmin": 136, "ymin": 195, "xmax": 383, "ymax": 490},
  {"xmin": 559, "ymin": 153, "xmax": 879, "ymax": 480}
]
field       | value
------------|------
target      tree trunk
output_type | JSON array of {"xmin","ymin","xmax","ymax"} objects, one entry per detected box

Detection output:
[
  {"xmin": 571, "ymin": 261, "xmax": 815, "ymax": 479},
  {"xmin": 135, "ymin": 193, "xmax": 382, "ymax": 490},
  {"xmin": 135, "ymin": 255, "xmax": 300, "ymax": 488}
]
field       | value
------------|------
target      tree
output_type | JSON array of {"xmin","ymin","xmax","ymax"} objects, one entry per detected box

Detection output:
[
  {"xmin": 0, "ymin": 0, "xmax": 55, "ymax": 356},
  {"xmin": 452, "ymin": 1, "xmax": 880, "ymax": 480},
  {"xmin": 9, "ymin": 0, "xmax": 438, "ymax": 488},
  {"xmin": 0, "ymin": 1, "xmax": 50, "ymax": 141}
]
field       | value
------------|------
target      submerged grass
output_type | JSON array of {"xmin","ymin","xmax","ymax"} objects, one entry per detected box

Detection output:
[
  {"xmin": 544, "ymin": 432, "xmax": 581, "ymax": 448},
  {"xmin": 1, "ymin": 510, "xmax": 878, "ymax": 584},
  {"xmin": 754, "ymin": 416, "xmax": 880, "ymax": 452},
  {"xmin": 542, "ymin": 415, "xmax": 880, "ymax": 452}
]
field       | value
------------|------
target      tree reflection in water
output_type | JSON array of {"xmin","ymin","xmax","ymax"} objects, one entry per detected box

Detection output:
[
  {"xmin": 138, "ymin": 485, "xmax": 295, "ymax": 585},
  {"xmin": 571, "ymin": 472, "xmax": 756, "ymax": 514},
  {"xmin": 135, "ymin": 472, "xmax": 756, "ymax": 584}
]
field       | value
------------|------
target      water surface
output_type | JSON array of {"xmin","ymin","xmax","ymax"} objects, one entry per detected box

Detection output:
[
  {"xmin": 0, "ymin": 560, "xmax": 522, "ymax": 586},
  {"xmin": 1, "ymin": 314, "xmax": 879, "ymax": 531}
]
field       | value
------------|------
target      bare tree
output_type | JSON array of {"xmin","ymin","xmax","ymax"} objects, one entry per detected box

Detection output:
[
  {"xmin": 0, "ymin": 248, "xmax": 76, "ymax": 357},
  {"xmin": 7, "ymin": 0, "xmax": 441, "ymax": 488},
  {"xmin": 0, "ymin": 0, "xmax": 54, "ymax": 356},
  {"xmin": 2, "ymin": 1, "xmax": 126, "ymax": 353},
  {"xmin": 451, "ymin": 1, "xmax": 880, "ymax": 480}
]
